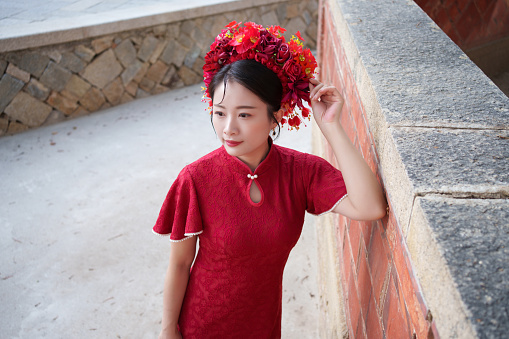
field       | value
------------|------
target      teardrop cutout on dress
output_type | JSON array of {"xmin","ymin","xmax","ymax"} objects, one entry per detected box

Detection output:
[{"xmin": 249, "ymin": 180, "xmax": 262, "ymax": 204}]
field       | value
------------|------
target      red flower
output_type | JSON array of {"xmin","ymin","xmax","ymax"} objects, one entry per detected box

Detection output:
[
  {"xmin": 276, "ymin": 44, "xmax": 291, "ymax": 64},
  {"xmin": 283, "ymin": 60, "xmax": 302, "ymax": 82}
]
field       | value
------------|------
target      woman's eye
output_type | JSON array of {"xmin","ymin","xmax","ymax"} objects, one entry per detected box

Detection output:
[
  {"xmin": 239, "ymin": 113, "xmax": 250, "ymax": 118},
  {"xmin": 214, "ymin": 111, "xmax": 224, "ymax": 116}
]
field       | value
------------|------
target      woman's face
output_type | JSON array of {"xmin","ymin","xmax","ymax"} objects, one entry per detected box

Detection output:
[{"xmin": 212, "ymin": 81, "xmax": 277, "ymax": 171}]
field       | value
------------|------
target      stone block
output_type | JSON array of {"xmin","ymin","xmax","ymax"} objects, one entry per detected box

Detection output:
[
  {"xmin": 408, "ymin": 197, "xmax": 509, "ymax": 339},
  {"xmin": 189, "ymin": 27, "xmax": 208, "ymax": 48},
  {"xmin": 145, "ymin": 60, "xmax": 169, "ymax": 84},
  {"xmin": 177, "ymin": 66, "xmax": 201, "ymax": 86},
  {"xmin": 0, "ymin": 60, "xmax": 7, "ymax": 75},
  {"xmin": 276, "ymin": 4, "xmax": 287, "ymax": 24},
  {"xmin": 0, "ymin": 74, "xmax": 25, "ymax": 112},
  {"xmin": 39, "ymin": 61, "xmax": 72, "ymax": 92},
  {"xmin": 46, "ymin": 50, "xmax": 62, "ymax": 63},
  {"xmin": 42, "ymin": 110, "xmax": 66, "ymax": 126},
  {"xmin": 181, "ymin": 20, "xmax": 196, "ymax": 36},
  {"xmin": 391, "ymin": 128, "xmax": 509, "ymax": 194},
  {"xmin": 192, "ymin": 57, "xmax": 205, "ymax": 75},
  {"xmin": 153, "ymin": 25, "xmax": 166, "ymax": 37},
  {"xmin": 120, "ymin": 92, "xmax": 134, "ymax": 104},
  {"xmin": 75, "ymin": 45, "xmax": 95, "ymax": 62},
  {"xmin": 178, "ymin": 35, "xmax": 194, "ymax": 50},
  {"xmin": 184, "ymin": 45, "xmax": 201, "ymax": 68},
  {"xmin": 137, "ymin": 36, "xmax": 160, "ymax": 62},
  {"xmin": 121, "ymin": 59, "xmax": 144, "ymax": 85},
  {"xmin": 167, "ymin": 22, "xmax": 180, "ymax": 39},
  {"xmin": 47, "ymin": 91, "xmax": 78, "ymax": 115},
  {"xmin": 102, "ymin": 77, "xmax": 124, "ymax": 105},
  {"xmin": 70, "ymin": 106, "xmax": 89, "ymax": 118},
  {"xmin": 114, "ymin": 39, "xmax": 137, "ymax": 68},
  {"xmin": 26, "ymin": 79, "xmax": 51, "ymax": 101},
  {"xmin": 135, "ymin": 87, "xmax": 150, "ymax": 99},
  {"xmin": 161, "ymin": 65, "xmax": 177, "ymax": 86},
  {"xmin": 160, "ymin": 41, "xmax": 188, "ymax": 68},
  {"xmin": 301, "ymin": 9, "xmax": 311, "ymax": 26},
  {"xmin": 65, "ymin": 75, "xmax": 91, "ymax": 99},
  {"xmin": 79, "ymin": 87, "xmax": 106, "ymax": 112},
  {"xmin": 306, "ymin": 0, "xmax": 319, "ymax": 14},
  {"xmin": 133, "ymin": 62, "xmax": 150, "ymax": 83},
  {"xmin": 59, "ymin": 52, "xmax": 86, "ymax": 73},
  {"xmin": 7, "ymin": 121, "xmax": 28, "ymax": 134},
  {"xmin": 139, "ymin": 77, "xmax": 155, "ymax": 92},
  {"xmin": 148, "ymin": 41, "xmax": 167, "ymax": 64},
  {"xmin": 125, "ymin": 81, "xmax": 138, "ymax": 96},
  {"xmin": 60, "ymin": 89, "xmax": 79, "ymax": 102},
  {"xmin": 81, "ymin": 49, "xmax": 122, "ymax": 89},
  {"xmin": 307, "ymin": 21, "xmax": 318, "ymax": 41},
  {"xmin": 18, "ymin": 52, "xmax": 50, "ymax": 78},
  {"xmin": 6, "ymin": 63, "xmax": 30, "ymax": 83},
  {"xmin": 260, "ymin": 11, "xmax": 279, "ymax": 27},
  {"xmin": 201, "ymin": 16, "xmax": 215, "ymax": 33},
  {"xmin": 92, "ymin": 36, "xmax": 113, "ymax": 54},
  {"xmin": 153, "ymin": 84, "xmax": 169, "ymax": 95},
  {"xmin": 4, "ymin": 92, "xmax": 52, "ymax": 127},
  {"xmin": 0, "ymin": 116, "xmax": 8, "ymax": 135},
  {"xmin": 284, "ymin": 16, "xmax": 307, "ymax": 40}
]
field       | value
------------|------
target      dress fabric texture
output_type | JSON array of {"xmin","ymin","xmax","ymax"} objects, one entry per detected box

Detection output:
[{"xmin": 153, "ymin": 142, "xmax": 347, "ymax": 339}]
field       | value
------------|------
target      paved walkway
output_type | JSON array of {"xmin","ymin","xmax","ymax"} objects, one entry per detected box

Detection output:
[{"xmin": 0, "ymin": 84, "xmax": 320, "ymax": 338}]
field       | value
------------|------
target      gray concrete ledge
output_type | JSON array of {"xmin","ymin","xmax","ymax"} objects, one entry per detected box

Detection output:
[
  {"xmin": 329, "ymin": 0, "xmax": 509, "ymax": 337},
  {"xmin": 0, "ymin": 0, "xmax": 289, "ymax": 53}
]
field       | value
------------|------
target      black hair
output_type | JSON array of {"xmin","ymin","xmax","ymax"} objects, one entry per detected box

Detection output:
[{"xmin": 208, "ymin": 59, "xmax": 283, "ymax": 138}]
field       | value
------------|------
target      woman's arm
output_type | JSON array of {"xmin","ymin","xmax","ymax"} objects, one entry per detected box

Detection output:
[
  {"xmin": 309, "ymin": 78, "xmax": 387, "ymax": 221},
  {"xmin": 159, "ymin": 236, "xmax": 198, "ymax": 339}
]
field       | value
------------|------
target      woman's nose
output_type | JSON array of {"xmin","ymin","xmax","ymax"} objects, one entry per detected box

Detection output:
[{"xmin": 224, "ymin": 116, "xmax": 238, "ymax": 136}]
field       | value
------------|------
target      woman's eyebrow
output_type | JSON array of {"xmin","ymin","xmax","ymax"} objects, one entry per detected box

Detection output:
[{"xmin": 214, "ymin": 104, "xmax": 257, "ymax": 109}]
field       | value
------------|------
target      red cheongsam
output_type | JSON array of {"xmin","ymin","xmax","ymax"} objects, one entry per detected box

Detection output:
[{"xmin": 153, "ymin": 142, "xmax": 347, "ymax": 338}]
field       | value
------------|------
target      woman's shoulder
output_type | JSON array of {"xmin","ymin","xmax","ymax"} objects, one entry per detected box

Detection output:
[
  {"xmin": 274, "ymin": 144, "xmax": 326, "ymax": 166},
  {"xmin": 181, "ymin": 147, "xmax": 223, "ymax": 176}
]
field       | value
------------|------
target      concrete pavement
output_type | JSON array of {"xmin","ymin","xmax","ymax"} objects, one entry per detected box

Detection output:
[{"xmin": 0, "ymin": 84, "xmax": 320, "ymax": 338}]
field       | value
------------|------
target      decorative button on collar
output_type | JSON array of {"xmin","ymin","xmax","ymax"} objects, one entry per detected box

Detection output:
[{"xmin": 247, "ymin": 174, "xmax": 258, "ymax": 180}]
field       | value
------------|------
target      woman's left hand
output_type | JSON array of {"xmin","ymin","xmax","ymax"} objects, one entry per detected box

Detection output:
[{"xmin": 309, "ymin": 78, "xmax": 344, "ymax": 130}]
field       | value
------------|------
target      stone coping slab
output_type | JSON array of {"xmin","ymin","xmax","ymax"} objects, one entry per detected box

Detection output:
[
  {"xmin": 0, "ymin": 0, "xmax": 289, "ymax": 53},
  {"xmin": 408, "ymin": 196, "xmax": 509, "ymax": 339},
  {"xmin": 337, "ymin": 0, "xmax": 509, "ymax": 130}
]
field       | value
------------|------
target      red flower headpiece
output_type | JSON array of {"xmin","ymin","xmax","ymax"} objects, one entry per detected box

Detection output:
[{"xmin": 202, "ymin": 21, "xmax": 317, "ymax": 129}]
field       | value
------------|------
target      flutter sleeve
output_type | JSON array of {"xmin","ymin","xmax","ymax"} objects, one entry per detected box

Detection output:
[
  {"xmin": 152, "ymin": 167, "xmax": 203, "ymax": 242},
  {"xmin": 304, "ymin": 153, "xmax": 348, "ymax": 216}
]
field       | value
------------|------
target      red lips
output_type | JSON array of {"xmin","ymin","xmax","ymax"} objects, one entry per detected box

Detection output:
[{"xmin": 225, "ymin": 140, "xmax": 242, "ymax": 147}]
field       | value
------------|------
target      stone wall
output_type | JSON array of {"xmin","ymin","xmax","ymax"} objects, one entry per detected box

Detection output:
[
  {"xmin": 0, "ymin": 0, "xmax": 318, "ymax": 136},
  {"xmin": 315, "ymin": 0, "xmax": 509, "ymax": 338}
]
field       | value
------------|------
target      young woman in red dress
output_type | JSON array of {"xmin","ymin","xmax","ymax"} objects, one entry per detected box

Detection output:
[{"xmin": 153, "ymin": 22, "xmax": 387, "ymax": 339}]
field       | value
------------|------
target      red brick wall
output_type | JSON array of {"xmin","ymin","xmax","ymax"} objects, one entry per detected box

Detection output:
[
  {"xmin": 414, "ymin": 0, "xmax": 509, "ymax": 50},
  {"xmin": 317, "ymin": 2, "xmax": 439, "ymax": 337}
]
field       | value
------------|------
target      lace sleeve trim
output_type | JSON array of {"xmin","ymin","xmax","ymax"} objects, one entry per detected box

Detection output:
[
  {"xmin": 314, "ymin": 193, "xmax": 348, "ymax": 216},
  {"xmin": 152, "ymin": 229, "xmax": 203, "ymax": 242}
]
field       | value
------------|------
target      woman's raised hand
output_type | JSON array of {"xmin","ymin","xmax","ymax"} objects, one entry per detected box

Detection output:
[{"xmin": 309, "ymin": 78, "xmax": 345, "ymax": 133}]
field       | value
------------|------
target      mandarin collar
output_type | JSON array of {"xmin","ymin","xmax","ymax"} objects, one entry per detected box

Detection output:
[{"xmin": 219, "ymin": 138, "xmax": 277, "ymax": 175}]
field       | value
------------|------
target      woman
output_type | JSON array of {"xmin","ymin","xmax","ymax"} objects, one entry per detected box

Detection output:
[{"xmin": 154, "ymin": 22, "xmax": 387, "ymax": 339}]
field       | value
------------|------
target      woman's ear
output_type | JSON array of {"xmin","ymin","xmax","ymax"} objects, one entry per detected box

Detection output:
[{"xmin": 274, "ymin": 108, "xmax": 285, "ymax": 125}]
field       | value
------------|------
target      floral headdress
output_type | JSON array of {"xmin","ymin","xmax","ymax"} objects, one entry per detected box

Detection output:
[{"xmin": 202, "ymin": 21, "xmax": 317, "ymax": 129}]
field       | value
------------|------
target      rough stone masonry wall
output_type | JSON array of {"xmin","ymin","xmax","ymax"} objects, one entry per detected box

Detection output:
[
  {"xmin": 314, "ymin": 0, "xmax": 509, "ymax": 338},
  {"xmin": 0, "ymin": 0, "xmax": 318, "ymax": 137}
]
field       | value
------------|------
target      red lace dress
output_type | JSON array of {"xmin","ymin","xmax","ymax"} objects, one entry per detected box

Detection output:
[{"xmin": 153, "ymin": 143, "xmax": 347, "ymax": 339}]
